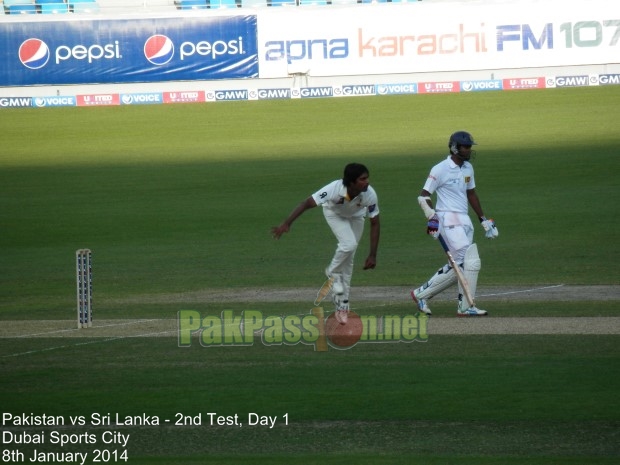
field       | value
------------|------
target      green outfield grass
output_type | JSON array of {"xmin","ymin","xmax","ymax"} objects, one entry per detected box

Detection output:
[
  {"xmin": 1, "ymin": 335, "xmax": 618, "ymax": 464},
  {"xmin": 1, "ymin": 87, "xmax": 619, "ymax": 318},
  {"xmin": 1, "ymin": 86, "xmax": 619, "ymax": 464}
]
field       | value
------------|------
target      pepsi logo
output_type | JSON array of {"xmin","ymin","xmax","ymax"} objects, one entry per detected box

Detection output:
[
  {"xmin": 19, "ymin": 39, "xmax": 50, "ymax": 70},
  {"xmin": 144, "ymin": 35, "xmax": 174, "ymax": 66}
]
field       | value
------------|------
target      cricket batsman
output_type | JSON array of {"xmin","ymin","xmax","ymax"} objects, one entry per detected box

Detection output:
[{"xmin": 411, "ymin": 131, "xmax": 499, "ymax": 316}]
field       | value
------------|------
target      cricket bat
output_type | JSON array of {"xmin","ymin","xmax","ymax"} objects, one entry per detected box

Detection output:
[{"xmin": 437, "ymin": 234, "xmax": 475, "ymax": 308}]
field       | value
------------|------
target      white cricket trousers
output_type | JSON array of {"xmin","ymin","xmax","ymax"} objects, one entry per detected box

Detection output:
[
  {"xmin": 437, "ymin": 211, "xmax": 474, "ymax": 263},
  {"xmin": 323, "ymin": 209, "xmax": 365, "ymax": 300}
]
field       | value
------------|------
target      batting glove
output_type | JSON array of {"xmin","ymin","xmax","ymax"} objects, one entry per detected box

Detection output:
[
  {"xmin": 427, "ymin": 214, "xmax": 440, "ymax": 238},
  {"xmin": 480, "ymin": 217, "xmax": 499, "ymax": 239}
]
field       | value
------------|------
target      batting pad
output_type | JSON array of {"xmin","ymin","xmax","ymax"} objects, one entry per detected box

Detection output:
[
  {"xmin": 414, "ymin": 264, "xmax": 457, "ymax": 300},
  {"xmin": 459, "ymin": 243, "xmax": 481, "ymax": 301}
]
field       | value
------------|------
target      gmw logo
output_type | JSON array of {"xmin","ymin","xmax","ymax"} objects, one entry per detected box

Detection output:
[{"xmin": 19, "ymin": 38, "xmax": 121, "ymax": 68}]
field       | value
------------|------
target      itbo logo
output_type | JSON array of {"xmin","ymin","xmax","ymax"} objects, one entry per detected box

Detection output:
[{"xmin": 178, "ymin": 308, "xmax": 428, "ymax": 351}]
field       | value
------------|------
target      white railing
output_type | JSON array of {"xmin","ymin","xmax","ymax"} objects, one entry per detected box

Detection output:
[{"xmin": 2, "ymin": 0, "xmax": 421, "ymax": 16}]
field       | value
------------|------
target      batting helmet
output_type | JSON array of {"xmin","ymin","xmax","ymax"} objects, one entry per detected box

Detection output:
[{"xmin": 449, "ymin": 131, "xmax": 476, "ymax": 156}]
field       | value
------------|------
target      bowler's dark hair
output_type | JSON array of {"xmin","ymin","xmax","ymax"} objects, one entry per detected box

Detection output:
[{"xmin": 342, "ymin": 163, "xmax": 369, "ymax": 187}]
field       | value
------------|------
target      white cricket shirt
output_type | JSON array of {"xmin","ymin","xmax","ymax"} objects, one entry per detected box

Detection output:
[
  {"xmin": 423, "ymin": 156, "xmax": 475, "ymax": 214},
  {"xmin": 312, "ymin": 180, "xmax": 380, "ymax": 219}
]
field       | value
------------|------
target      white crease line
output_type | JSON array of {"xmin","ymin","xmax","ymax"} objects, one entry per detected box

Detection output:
[
  {"xmin": 2, "ymin": 328, "xmax": 178, "ymax": 358},
  {"xmin": 477, "ymin": 284, "xmax": 565, "ymax": 297},
  {"xmin": 11, "ymin": 319, "xmax": 161, "ymax": 339},
  {"xmin": 3, "ymin": 338, "xmax": 118, "ymax": 358},
  {"xmin": 346, "ymin": 284, "xmax": 567, "ymax": 312}
]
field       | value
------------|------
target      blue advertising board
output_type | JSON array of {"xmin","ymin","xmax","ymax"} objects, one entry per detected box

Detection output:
[{"xmin": 0, "ymin": 16, "xmax": 258, "ymax": 87}]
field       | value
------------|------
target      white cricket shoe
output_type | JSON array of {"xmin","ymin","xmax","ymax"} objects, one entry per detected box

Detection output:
[
  {"xmin": 326, "ymin": 269, "xmax": 344, "ymax": 295},
  {"xmin": 457, "ymin": 300, "xmax": 488, "ymax": 317},
  {"xmin": 410, "ymin": 290, "xmax": 431, "ymax": 315},
  {"xmin": 333, "ymin": 297, "xmax": 350, "ymax": 324}
]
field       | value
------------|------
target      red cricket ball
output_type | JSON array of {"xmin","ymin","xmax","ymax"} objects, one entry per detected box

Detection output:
[{"xmin": 325, "ymin": 311, "xmax": 363, "ymax": 348}]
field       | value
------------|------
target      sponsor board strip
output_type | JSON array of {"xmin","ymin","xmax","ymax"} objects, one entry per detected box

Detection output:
[{"xmin": 3, "ymin": 74, "xmax": 619, "ymax": 108}]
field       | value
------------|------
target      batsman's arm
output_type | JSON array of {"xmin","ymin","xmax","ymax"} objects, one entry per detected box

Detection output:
[
  {"xmin": 363, "ymin": 215, "xmax": 380, "ymax": 270},
  {"xmin": 271, "ymin": 196, "xmax": 317, "ymax": 239},
  {"xmin": 418, "ymin": 189, "xmax": 440, "ymax": 237},
  {"xmin": 467, "ymin": 188, "xmax": 498, "ymax": 238},
  {"xmin": 417, "ymin": 189, "xmax": 435, "ymax": 219},
  {"xmin": 466, "ymin": 188, "xmax": 485, "ymax": 219}
]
